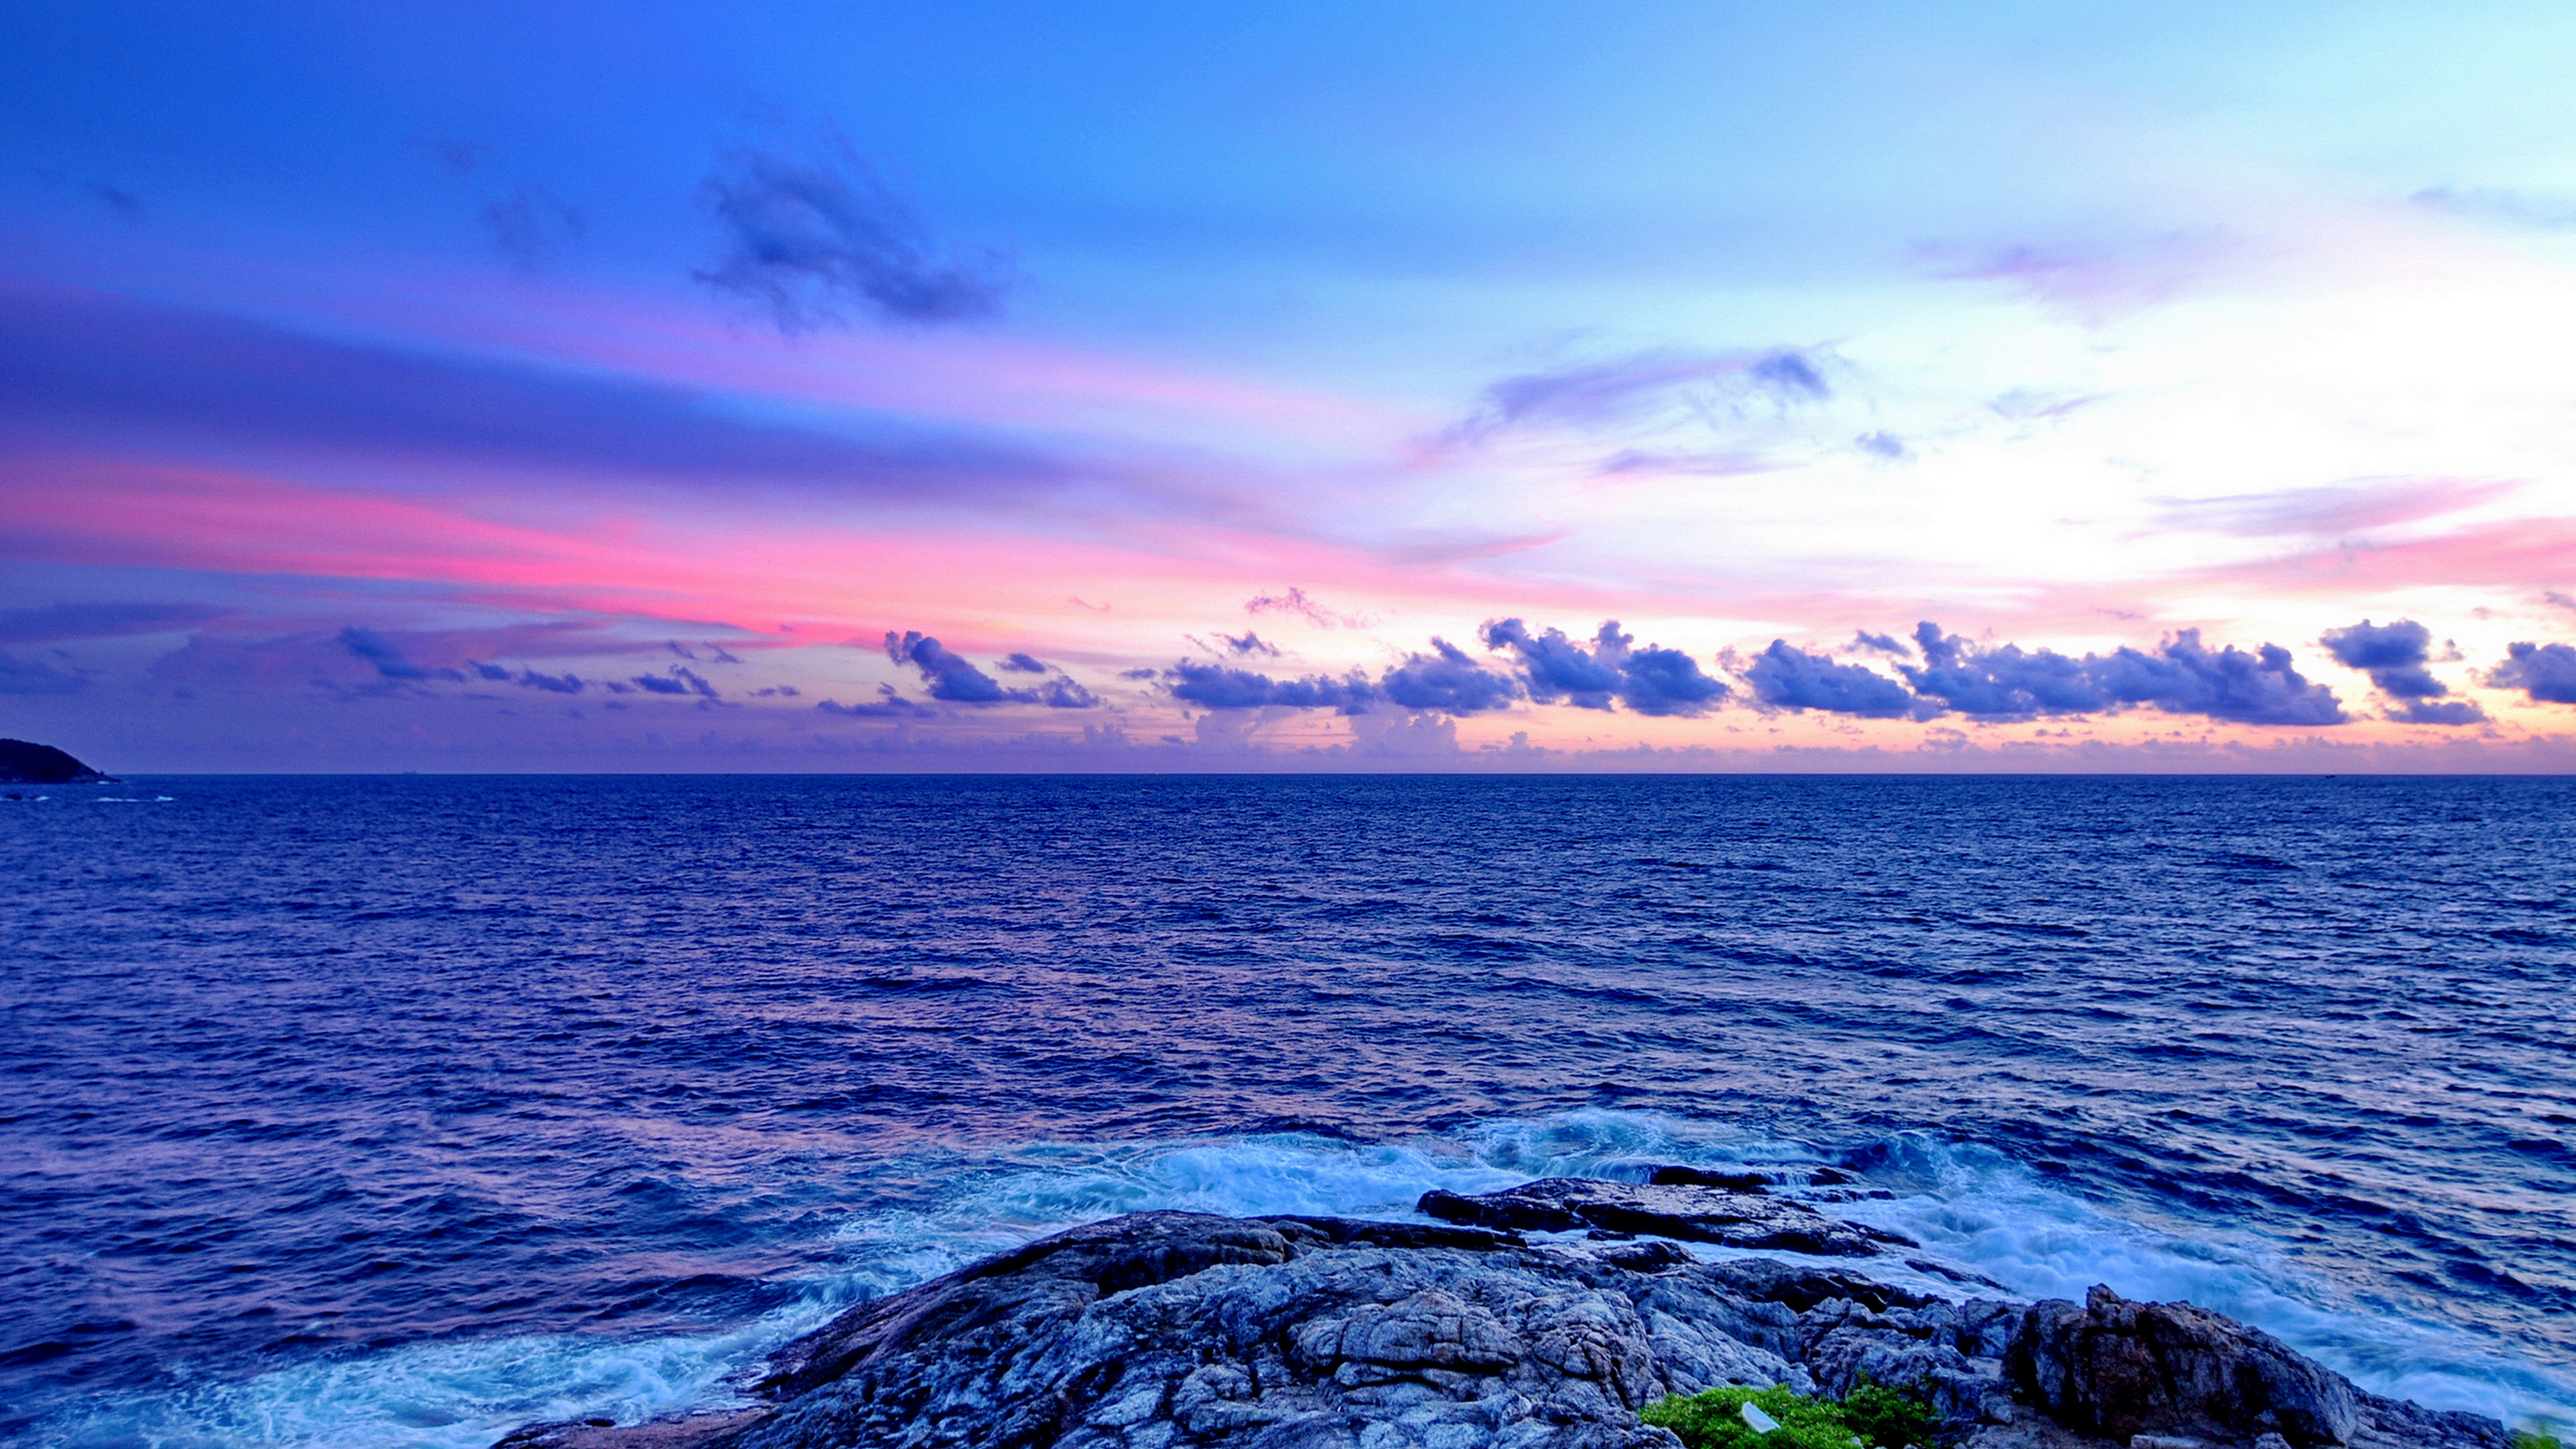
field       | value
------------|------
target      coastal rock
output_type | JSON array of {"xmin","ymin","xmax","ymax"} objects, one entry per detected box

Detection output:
[
  {"xmin": 2004, "ymin": 1286, "xmax": 2506, "ymax": 1449},
  {"xmin": 500, "ymin": 1199, "xmax": 2512, "ymax": 1449},
  {"xmin": 1418, "ymin": 1179, "xmax": 1910, "ymax": 1257},
  {"xmin": 0, "ymin": 738, "xmax": 109, "ymax": 785}
]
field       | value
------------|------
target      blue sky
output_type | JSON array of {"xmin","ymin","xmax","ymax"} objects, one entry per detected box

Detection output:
[{"xmin": 6, "ymin": 1, "xmax": 2576, "ymax": 769}]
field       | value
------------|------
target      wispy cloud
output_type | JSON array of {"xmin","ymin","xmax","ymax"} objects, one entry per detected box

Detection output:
[
  {"xmin": 0, "ymin": 601, "xmax": 227, "ymax": 644},
  {"xmin": 1448, "ymin": 347, "xmax": 1831, "ymax": 444},
  {"xmin": 695, "ymin": 142, "xmax": 1007, "ymax": 331},
  {"xmin": 2155, "ymin": 478, "xmax": 2516, "ymax": 539},
  {"xmin": 0, "ymin": 286, "xmax": 1073, "ymax": 500},
  {"xmin": 2411, "ymin": 186, "xmax": 2576, "ymax": 231}
]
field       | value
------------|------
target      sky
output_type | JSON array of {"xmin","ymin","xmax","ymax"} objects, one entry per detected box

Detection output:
[{"xmin": 6, "ymin": 1, "xmax": 2576, "ymax": 771}]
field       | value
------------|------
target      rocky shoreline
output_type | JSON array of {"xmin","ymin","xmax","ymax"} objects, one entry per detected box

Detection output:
[{"xmin": 500, "ymin": 1176, "xmax": 2515, "ymax": 1449}]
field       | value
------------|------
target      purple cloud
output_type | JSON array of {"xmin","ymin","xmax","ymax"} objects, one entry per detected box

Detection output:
[
  {"xmin": 2487, "ymin": 641, "xmax": 2576, "ymax": 704},
  {"xmin": 0, "ymin": 286, "xmax": 1071, "ymax": 498},
  {"xmin": 695, "ymin": 145, "xmax": 1006, "ymax": 331},
  {"xmin": 1746, "ymin": 640, "xmax": 1930, "ymax": 719}
]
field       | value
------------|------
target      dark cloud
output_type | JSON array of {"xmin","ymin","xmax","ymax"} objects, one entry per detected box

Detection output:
[
  {"xmin": 339, "ymin": 627, "xmax": 463, "ymax": 682},
  {"xmin": 695, "ymin": 146, "xmax": 1004, "ymax": 331},
  {"xmin": 998, "ymin": 652, "xmax": 1049, "ymax": 673},
  {"xmin": 630, "ymin": 674, "xmax": 688, "ymax": 695},
  {"xmin": 0, "ymin": 649, "xmax": 87, "ymax": 694},
  {"xmin": 1850, "ymin": 629, "xmax": 1910, "ymax": 656},
  {"xmin": 2090, "ymin": 631, "xmax": 2346, "ymax": 726},
  {"xmin": 474, "ymin": 662, "xmax": 512, "ymax": 681},
  {"xmin": 2487, "ymin": 641, "xmax": 2576, "ymax": 704},
  {"xmin": 2320, "ymin": 619, "xmax": 2455, "ymax": 702},
  {"xmin": 514, "ymin": 669, "xmax": 584, "ymax": 694},
  {"xmin": 885, "ymin": 630, "xmax": 1096, "ymax": 708},
  {"xmin": 0, "ymin": 601, "xmax": 227, "ymax": 644},
  {"xmin": 1854, "ymin": 431, "xmax": 1907, "ymax": 460},
  {"xmin": 1609, "ymin": 636, "xmax": 1731, "ymax": 717},
  {"xmin": 1218, "ymin": 631, "xmax": 1279, "ymax": 657},
  {"xmin": 1379, "ymin": 639, "xmax": 1520, "ymax": 714},
  {"xmin": 885, "ymin": 630, "xmax": 1010, "ymax": 703},
  {"xmin": 483, "ymin": 184, "xmax": 584, "ymax": 269},
  {"xmin": 1477, "ymin": 619, "xmax": 1727, "ymax": 716},
  {"xmin": 1745, "ymin": 640, "xmax": 1929, "ymax": 719},
  {"xmin": 1478, "ymin": 619, "xmax": 1623, "ymax": 709},
  {"xmin": 1166, "ymin": 660, "xmax": 1377, "ymax": 713},
  {"xmin": 1900, "ymin": 623, "xmax": 2106, "ymax": 720},
  {"xmin": 0, "ymin": 286, "xmax": 1069, "ymax": 498}
]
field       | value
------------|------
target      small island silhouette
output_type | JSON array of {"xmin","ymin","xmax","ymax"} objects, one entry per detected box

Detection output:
[{"xmin": 0, "ymin": 739, "xmax": 111, "ymax": 784}]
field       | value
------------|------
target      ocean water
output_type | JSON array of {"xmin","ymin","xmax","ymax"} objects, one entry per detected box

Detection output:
[{"xmin": 2, "ymin": 774, "xmax": 2571, "ymax": 1446}]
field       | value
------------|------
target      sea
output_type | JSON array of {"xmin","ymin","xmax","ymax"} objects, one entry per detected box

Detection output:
[{"xmin": 3, "ymin": 775, "xmax": 2571, "ymax": 1446}]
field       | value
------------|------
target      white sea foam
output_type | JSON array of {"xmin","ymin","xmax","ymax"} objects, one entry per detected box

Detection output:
[{"xmin": 37, "ymin": 1111, "xmax": 2569, "ymax": 1447}]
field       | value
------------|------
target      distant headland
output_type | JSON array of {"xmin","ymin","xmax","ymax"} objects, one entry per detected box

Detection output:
[{"xmin": 0, "ymin": 739, "xmax": 111, "ymax": 784}]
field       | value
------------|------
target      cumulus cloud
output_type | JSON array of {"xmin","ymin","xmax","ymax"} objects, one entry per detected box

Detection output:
[
  {"xmin": 1379, "ymin": 639, "xmax": 1521, "ymax": 714},
  {"xmin": 1479, "ymin": 619, "xmax": 1622, "ymax": 710},
  {"xmin": 695, "ymin": 145, "xmax": 1005, "ymax": 331},
  {"xmin": 1745, "ymin": 640, "xmax": 1930, "ymax": 719},
  {"xmin": 2320, "ymin": 618, "xmax": 2445, "ymax": 696},
  {"xmin": 1165, "ymin": 660, "xmax": 1377, "ymax": 713},
  {"xmin": 2319, "ymin": 618, "xmax": 2481, "ymax": 722},
  {"xmin": 2090, "ymin": 631, "xmax": 2346, "ymax": 726},
  {"xmin": 885, "ymin": 629, "xmax": 1012, "ymax": 702},
  {"xmin": 2487, "ymin": 641, "xmax": 2576, "ymax": 704},
  {"xmin": 1900, "ymin": 623, "xmax": 2106, "ymax": 720},
  {"xmin": 884, "ymin": 629, "xmax": 1096, "ymax": 708},
  {"xmin": 1477, "ymin": 619, "xmax": 1727, "ymax": 716}
]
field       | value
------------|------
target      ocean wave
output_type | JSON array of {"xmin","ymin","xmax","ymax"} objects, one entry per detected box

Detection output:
[{"xmin": 34, "ymin": 1110, "xmax": 2570, "ymax": 1447}]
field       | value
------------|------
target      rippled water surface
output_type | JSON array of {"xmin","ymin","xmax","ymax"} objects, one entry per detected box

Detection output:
[{"xmin": 3, "ymin": 775, "xmax": 2572, "ymax": 1444}]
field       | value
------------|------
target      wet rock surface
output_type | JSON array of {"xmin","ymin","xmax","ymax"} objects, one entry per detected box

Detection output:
[
  {"xmin": 1417, "ymin": 1178, "xmax": 1909, "ymax": 1258},
  {"xmin": 500, "ymin": 1189, "xmax": 2512, "ymax": 1449}
]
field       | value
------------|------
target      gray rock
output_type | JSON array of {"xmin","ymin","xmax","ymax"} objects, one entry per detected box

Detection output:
[
  {"xmin": 1418, "ymin": 1179, "xmax": 1912, "ymax": 1257},
  {"xmin": 497, "ymin": 1201, "xmax": 2513, "ymax": 1449},
  {"xmin": 2002, "ymin": 1285, "xmax": 2508, "ymax": 1449}
]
